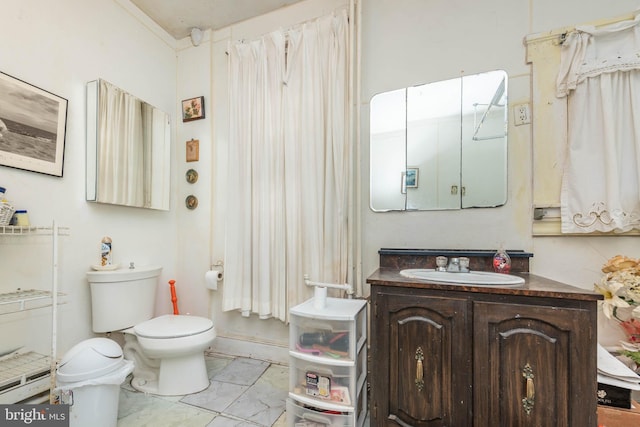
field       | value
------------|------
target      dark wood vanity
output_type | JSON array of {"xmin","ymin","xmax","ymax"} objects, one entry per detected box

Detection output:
[{"xmin": 367, "ymin": 249, "xmax": 602, "ymax": 427}]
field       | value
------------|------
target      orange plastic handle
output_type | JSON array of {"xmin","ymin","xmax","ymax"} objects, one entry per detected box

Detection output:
[{"xmin": 169, "ymin": 280, "xmax": 179, "ymax": 315}]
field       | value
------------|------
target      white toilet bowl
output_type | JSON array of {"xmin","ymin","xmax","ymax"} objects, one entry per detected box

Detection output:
[
  {"xmin": 87, "ymin": 266, "xmax": 217, "ymax": 396},
  {"xmin": 123, "ymin": 314, "xmax": 216, "ymax": 395}
]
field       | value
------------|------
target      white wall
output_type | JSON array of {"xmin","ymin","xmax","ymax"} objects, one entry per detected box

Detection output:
[{"xmin": 0, "ymin": 0, "xmax": 178, "ymax": 356}]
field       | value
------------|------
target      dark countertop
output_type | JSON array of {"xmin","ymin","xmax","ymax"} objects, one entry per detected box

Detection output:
[
  {"xmin": 367, "ymin": 268, "xmax": 603, "ymax": 302},
  {"xmin": 378, "ymin": 248, "xmax": 534, "ymax": 258}
]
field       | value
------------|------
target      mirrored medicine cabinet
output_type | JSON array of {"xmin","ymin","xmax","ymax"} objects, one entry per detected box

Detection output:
[
  {"xmin": 370, "ymin": 70, "xmax": 508, "ymax": 211},
  {"xmin": 86, "ymin": 79, "xmax": 171, "ymax": 210}
]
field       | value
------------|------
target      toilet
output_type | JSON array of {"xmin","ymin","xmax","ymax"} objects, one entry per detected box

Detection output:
[{"xmin": 87, "ymin": 266, "xmax": 216, "ymax": 396}]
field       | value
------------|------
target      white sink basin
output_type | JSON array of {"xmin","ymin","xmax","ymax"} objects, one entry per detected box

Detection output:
[{"xmin": 399, "ymin": 269, "xmax": 525, "ymax": 286}]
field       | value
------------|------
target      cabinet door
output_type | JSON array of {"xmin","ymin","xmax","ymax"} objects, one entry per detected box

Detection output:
[
  {"xmin": 473, "ymin": 301, "xmax": 597, "ymax": 427},
  {"xmin": 371, "ymin": 289, "xmax": 470, "ymax": 426}
]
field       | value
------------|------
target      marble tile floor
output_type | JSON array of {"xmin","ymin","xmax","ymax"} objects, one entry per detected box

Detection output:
[{"xmin": 117, "ymin": 353, "xmax": 289, "ymax": 427}]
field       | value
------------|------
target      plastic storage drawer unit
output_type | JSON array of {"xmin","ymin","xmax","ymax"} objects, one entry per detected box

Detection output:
[{"xmin": 288, "ymin": 297, "xmax": 367, "ymax": 427}]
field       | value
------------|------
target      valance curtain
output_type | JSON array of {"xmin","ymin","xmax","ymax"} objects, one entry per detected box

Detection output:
[
  {"xmin": 223, "ymin": 10, "xmax": 350, "ymax": 322},
  {"xmin": 98, "ymin": 80, "xmax": 144, "ymax": 206},
  {"xmin": 556, "ymin": 14, "xmax": 640, "ymax": 233}
]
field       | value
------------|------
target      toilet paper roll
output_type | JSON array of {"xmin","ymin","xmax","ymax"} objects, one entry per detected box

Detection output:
[{"xmin": 205, "ymin": 270, "xmax": 222, "ymax": 290}]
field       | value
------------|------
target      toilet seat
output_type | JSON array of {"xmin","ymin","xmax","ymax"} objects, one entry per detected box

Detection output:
[{"xmin": 134, "ymin": 314, "xmax": 213, "ymax": 339}]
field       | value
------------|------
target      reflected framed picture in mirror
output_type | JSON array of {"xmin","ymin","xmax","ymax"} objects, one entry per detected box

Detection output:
[
  {"xmin": 401, "ymin": 168, "xmax": 419, "ymax": 194},
  {"xmin": 406, "ymin": 168, "xmax": 419, "ymax": 188},
  {"xmin": 182, "ymin": 96, "xmax": 205, "ymax": 122}
]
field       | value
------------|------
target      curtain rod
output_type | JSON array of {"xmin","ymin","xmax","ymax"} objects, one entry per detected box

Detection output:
[
  {"xmin": 524, "ymin": 11, "xmax": 637, "ymax": 45},
  {"xmin": 225, "ymin": 7, "xmax": 350, "ymax": 55}
]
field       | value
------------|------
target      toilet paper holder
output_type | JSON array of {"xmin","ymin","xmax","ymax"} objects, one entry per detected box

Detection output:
[
  {"xmin": 205, "ymin": 261, "xmax": 224, "ymax": 289},
  {"xmin": 205, "ymin": 261, "xmax": 224, "ymax": 291},
  {"xmin": 209, "ymin": 261, "xmax": 224, "ymax": 280}
]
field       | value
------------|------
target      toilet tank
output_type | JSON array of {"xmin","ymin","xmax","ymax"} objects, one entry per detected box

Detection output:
[{"xmin": 87, "ymin": 265, "xmax": 162, "ymax": 333}]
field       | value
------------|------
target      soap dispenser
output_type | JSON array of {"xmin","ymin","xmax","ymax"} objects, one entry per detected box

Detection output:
[{"xmin": 493, "ymin": 245, "xmax": 511, "ymax": 273}]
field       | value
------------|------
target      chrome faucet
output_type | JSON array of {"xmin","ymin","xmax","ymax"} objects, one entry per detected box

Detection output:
[
  {"xmin": 447, "ymin": 257, "xmax": 461, "ymax": 272},
  {"xmin": 447, "ymin": 257, "xmax": 470, "ymax": 273}
]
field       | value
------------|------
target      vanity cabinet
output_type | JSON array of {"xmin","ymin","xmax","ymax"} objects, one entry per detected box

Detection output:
[{"xmin": 368, "ymin": 270, "xmax": 600, "ymax": 427}]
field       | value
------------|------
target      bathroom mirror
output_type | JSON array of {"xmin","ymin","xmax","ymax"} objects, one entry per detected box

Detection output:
[
  {"xmin": 370, "ymin": 70, "xmax": 508, "ymax": 211},
  {"xmin": 86, "ymin": 79, "xmax": 171, "ymax": 210}
]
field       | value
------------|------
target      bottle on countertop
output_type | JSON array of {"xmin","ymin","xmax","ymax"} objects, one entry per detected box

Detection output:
[
  {"xmin": 101, "ymin": 236, "xmax": 112, "ymax": 266},
  {"xmin": 493, "ymin": 245, "xmax": 511, "ymax": 274}
]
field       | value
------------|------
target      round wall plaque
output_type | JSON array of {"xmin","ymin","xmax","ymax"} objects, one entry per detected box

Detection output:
[
  {"xmin": 186, "ymin": 169, "xmax": 198, "ymax": 183},
  {"xmin": 185, "ymin": 195, "xmax": 198, "ymax": 210}
]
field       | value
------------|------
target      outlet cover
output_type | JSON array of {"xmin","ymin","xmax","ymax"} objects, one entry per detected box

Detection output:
[{"xmin": 514, "ymin": 103, "xmax": 531, "ymax": 126}]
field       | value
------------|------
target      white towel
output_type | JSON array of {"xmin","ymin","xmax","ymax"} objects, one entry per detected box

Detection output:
[{"xmin": 597, "ymin": 343, "xmax": 640, "ymax": 390}]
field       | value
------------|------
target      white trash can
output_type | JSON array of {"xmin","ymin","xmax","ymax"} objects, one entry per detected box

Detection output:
[{"xmin": 55, "ymin": 338, "xmax": 133, "ymax": 427}]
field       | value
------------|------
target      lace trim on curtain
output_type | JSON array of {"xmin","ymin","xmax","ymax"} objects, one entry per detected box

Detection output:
[{"xmin": 571, "ymin": 202, "xmax": 640, "ymax": 232}]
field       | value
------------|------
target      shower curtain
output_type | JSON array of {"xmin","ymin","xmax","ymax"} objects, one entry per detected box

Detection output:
[
  {"xmin": 557, "ymin": 14, "xmax": 640, "ymax": 233},
  {"xmin": 98, "ymin": 81, "xmax": 145, "ymax": 206},
  {"xmin": 223, "ymin": 10, "xmax": 350, "ymax": 322}
]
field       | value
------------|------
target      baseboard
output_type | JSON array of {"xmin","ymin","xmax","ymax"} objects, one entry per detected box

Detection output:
[{"xmin": 208, "ymin": 335, "xmax": 289, "ymax": 365}]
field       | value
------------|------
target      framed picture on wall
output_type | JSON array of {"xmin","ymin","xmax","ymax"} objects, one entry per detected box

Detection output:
[
  {"xmin": 182, "ymin": 96, "xmax": 205, "ymax": 122},
  {"xmin": 186, "ymin": 139, "xmax": 199, "ymax": 162},
  {"xmin": 0, "ymin": 72, "xmax": 68, "ymax": 177}
]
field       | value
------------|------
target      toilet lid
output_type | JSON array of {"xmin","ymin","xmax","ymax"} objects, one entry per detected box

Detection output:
[{"xmin": 134, "ymin": 314, "xmax": 214, "ymax": 339}]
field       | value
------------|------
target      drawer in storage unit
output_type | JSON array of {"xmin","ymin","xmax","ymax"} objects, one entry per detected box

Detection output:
[
  {"xmin": 289, "ymin": 297, "xmax": 366, "ymax": 363},
  {"xmin": 290, "ymin": 356, "xmax": 354, "ymax": 406},
  {"xmin": 287, "ymin": 398, "xmax": 353, "ymax": 427},
  {"xmin": 290, "ymin": 318, "xmax": 362, "ymax": 361}
]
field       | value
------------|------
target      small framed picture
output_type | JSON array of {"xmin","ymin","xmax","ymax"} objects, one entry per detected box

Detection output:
[
  {"xmin": 401, "ymin": 167, "xmax": 419, "ymax": 194},
  {"xmin": 186, "ymin": 139, "xmax": 199, "ymax": 162},
  {"xmin": 182, "ymin": 96, "xmax": 205, "ymax": 122}
]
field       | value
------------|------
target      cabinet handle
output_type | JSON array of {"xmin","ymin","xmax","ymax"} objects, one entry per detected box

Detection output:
[
  {"xmin": 522, "ymin": 363, "xmax": 535, "ymax": 415},
  {"xmin": 415, "ymin": 347, "xmax": 424, "ymax": 391}
]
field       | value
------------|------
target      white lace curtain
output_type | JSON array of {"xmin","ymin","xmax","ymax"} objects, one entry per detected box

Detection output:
[
  {"xmin": 556, "ymin": 14, "xmax": 640, "ymax": 233},
  {"xmin": 223, "ymin": 10, "xmax": 350, "ymax": 322}
]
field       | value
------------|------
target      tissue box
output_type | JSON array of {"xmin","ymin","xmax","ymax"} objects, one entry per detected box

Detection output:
[
  {"xmin": 597, "ymin": 382, "xmax": 632, "ymax": 409},
  {"xmin": 598, "ymin": 400, "xmax": 640, "ymax": 427}
]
